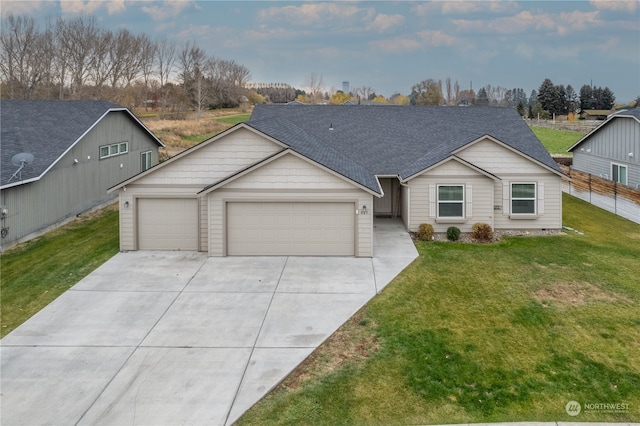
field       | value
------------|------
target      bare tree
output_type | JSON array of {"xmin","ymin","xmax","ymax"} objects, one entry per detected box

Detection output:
[
  {"xmin": 138, "ymin": 34, "xmax": 156, "ymax": 110},
  {"xmin": 0, "ymin": 14, "xmax": 47, "ymax": 98},
  {"xmin": 179, "ymin": 41, "xmax": 209, "ymax": 117},
  {"xmin": 56, "ymin": 15, "xmax": 100, "ymax": 98},
  {"xmin": 304, "ymin": 72, "xmax": 325, "ymax": 103},
  {"xmin": 155, "ymin": 37, "xmax": 176, "ymax": 115},
  {"xmin": 445, "ymin": 77, "xmax": 452, "ymax": 105}
]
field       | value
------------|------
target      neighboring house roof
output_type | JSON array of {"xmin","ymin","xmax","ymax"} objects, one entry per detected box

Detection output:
[
  {"xmin": 1, "ymin": 100, "xmax": 164, "ymax": 189},
  {"xmin": 568, "ymin": 107, "xmax": 640, "ymax": 152},
  {"xmin": 248, "ymin": 105, "xmax": 562, "ymax": 193},
  {"xmin": 580, "ymin": 109, "xmax": 614, "ymax": 117}
]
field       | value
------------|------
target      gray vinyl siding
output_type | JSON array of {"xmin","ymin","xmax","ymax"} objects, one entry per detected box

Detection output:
[
  {"xmin": 0, "ymin": 112, "xmax": 159, "ymax": 249},
  {"xmin": 572, "ymin": 117, "xmax": 640, "ymax": 188}
]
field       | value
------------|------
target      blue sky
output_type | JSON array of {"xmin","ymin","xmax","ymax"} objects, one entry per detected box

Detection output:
[{"xmin": 4, "ymin": 1, "xmax": 640, "ymax": 102}]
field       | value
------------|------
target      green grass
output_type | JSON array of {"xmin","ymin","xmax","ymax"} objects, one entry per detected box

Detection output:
[
  {"xmin": 214, "ymin": 113, "xmax": 251, "ymax": 125},
  {"xmin": 0, "ymin": 206, "xmax": 120, "ymax": 337},
  {"xmin": 530, "ymin": 126, "xmax": 585, "ymax": 155},
  {"xmin": 238, "ymin": 194, "xmax": 640, "ymax": 424}
]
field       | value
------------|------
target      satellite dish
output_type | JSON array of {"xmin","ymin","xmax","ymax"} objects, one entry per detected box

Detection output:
[
  {"xmin": 11, "ymin": 152, "xmax": 34, "ymax": 166},
  {"xmin": 8, "ymin": 152, "xmax": 35, "ymax": 183}
]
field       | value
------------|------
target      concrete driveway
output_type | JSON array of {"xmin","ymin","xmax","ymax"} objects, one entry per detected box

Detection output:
[{"xmin": 1, "ymin": 219, "xmax": 417, "ymax": 426}]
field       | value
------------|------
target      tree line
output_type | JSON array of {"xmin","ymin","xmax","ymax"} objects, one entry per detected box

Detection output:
[
  {"xmin": 0, "ymin": 14, "xmax": 251, "ymax": 116},
  {"xmin": 2, "ymin": 13, "xmax": 634, "ymax": 118}
]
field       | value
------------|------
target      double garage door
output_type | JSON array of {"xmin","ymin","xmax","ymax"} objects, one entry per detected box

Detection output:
[
  {"xmin": 137, "ymin": 199, "xmax": 355, "ymax": 256},
  {"xmin": 227, "ymin": 202, "xmax": 355, "ymax": 256}
]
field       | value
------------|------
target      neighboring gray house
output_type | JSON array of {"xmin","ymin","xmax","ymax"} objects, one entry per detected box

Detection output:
[
  {"xmin": 1, "ymin": 100, "xmax": 164, "ymax": 250},
  {"xmin": 569, "ymin": 108, "xmax": 640, "ymax": 189},
  {"xmin": 110, "ymin": 105, "xmax": 564, "ymax": 257}
]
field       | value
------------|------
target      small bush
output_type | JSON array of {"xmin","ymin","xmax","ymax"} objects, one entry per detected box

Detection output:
[
  {"xmin": 446, "ymin": 226, "xmax": 461, "ymax": 241},
  {"xmin": 472, "ymin": 222, "xmax": 494, "ymax": 242},
  {"xmin": 416, "ymin": 223, "xmax": 434, "ymax": 241}
]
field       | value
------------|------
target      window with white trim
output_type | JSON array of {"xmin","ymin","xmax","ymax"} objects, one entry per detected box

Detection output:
[
  {"xmin": 437, "ymin": 185, "xmax": 464, "ymax": 218},
  {"xmin": 141, "ymin": 151, "xmax": 152, "ymax": 171},
  {"xmin": 99, "ymin": 141, "xmax": 128, "ymax": 159},
  {"xmin": 612, "ymin": 163, "xmax": 627, "ymax": 185},
  {"xmin": 511, "ymin": 183, "xmax": 536, "ymax": 215}
]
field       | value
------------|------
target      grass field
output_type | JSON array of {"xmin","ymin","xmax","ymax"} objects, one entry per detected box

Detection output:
[
  {"xmin": 238, "ymin": 193, "xmax": 640, "ymax": 424},
  {"xmin": 0, "ymin": 205, "xmax": 120, "ymax": 337},
  {"xmin": 530, "ymin": 126, "xmax": 585, "ymax": 155}
]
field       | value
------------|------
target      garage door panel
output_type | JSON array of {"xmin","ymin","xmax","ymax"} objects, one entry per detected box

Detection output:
[
  {"xmin": 227, "ymin": 202, "xmax": 354, "ymax": 256},
  {"xmin": 138, "ymin": 198, "xmax": 198, "ymax": 250}
]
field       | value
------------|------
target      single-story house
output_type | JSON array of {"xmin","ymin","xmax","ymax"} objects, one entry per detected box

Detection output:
[
  {"xmin": 110, "ymin": 105, "xmax": 564, "ymax": 257},
  {"xmin": 568, "ymin": 108, "xmax": 640, "ymax": 188},
  {"xmin": 0, "ymin": 100, "xmax": 164, "ymax": 250},
  {"xmin": 580, "ymin": 109, "xmax": 614, "ymax": 121}
]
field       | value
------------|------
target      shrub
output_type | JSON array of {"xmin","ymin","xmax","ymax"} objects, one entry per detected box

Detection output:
[
  {"xmin": 472, "ymin": 222, "xmax": 494, "ymax": 242},
  {"xmin": 446, "ymin": 226, "xmax": 461, "ymax": 241},
  {"xmin": 416, "ymin": 223, "xmax": 434, "ymax": 241}
]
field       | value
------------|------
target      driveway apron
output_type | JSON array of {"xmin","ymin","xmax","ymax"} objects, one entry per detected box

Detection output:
[{"xmin": 1, "ymin": 218, "xmax": 417, "ymax": 426}]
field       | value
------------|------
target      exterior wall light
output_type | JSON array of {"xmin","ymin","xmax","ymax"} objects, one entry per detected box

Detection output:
[
  {"xmin": 362, "ymin": 205, "xmax": 368, "ymax": 215},
  {"xmin": 629, "ymin": 152, "xmax": 634, "ymax": 158},
  {"xmin": 124, "ymin": 201, "xmax": 130, "ymax": 208}
]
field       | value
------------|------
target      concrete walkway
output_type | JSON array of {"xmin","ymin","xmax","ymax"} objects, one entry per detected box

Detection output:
[{"xmin": 1, "ymin": 218, "xmax": 418, "ymax": 426}]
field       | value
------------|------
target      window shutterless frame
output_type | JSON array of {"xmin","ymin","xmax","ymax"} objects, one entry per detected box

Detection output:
[
  {"xmin": 511, "ymin": 182, "xmax": 536, "ymax": 215},
  {"xmin": 611, "ymin": 163, "xmax": 627, "ymax": 185},
  {"xmin": 99, "ymin": 141, "xmax": 129, "ymax": 159},
  {"xmin": 437, "ymin": 185, "xmax": 464, "ymax": 218},
  {"xmin": 141, "ymin": 150, "xmax": 152, "ymax": 172}
]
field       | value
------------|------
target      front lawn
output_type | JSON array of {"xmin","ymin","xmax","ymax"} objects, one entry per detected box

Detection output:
[
  {"xmin": 238, "ymin": 194, "xmax": 640, "ymax": 424},
  {"xmin": 0, "ymin": 205, "xmax": 120, "ymax": 337}
]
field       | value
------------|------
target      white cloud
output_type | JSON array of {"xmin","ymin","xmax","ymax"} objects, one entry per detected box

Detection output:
[
  {"xmin": 1, "ymin": 1, "xmax": 45, "ymax": 17},
  {"xmin": 413, "ymin": 0, "xmax": 519, "ymax": 16},
  {"xmin": 258, "ymin": 2, "xmax": 372, "ymax": 27},
  {"xmin": 590, "ymin": 0, "xmax": 637, "ymax": 12},
  {"xmin": 142, "ymin": 0, "xmax": 196, "ymax": 22},
  {"xmin": 60, "ymin": 0, "xmax": 104, "ymax": 15},
  {"xmin": 417, "ymin": 30, "xmax": 459, "ymax": 47},
  {"xmin": 369, "ymin": 13, "xmax": 404, "ymax": 33},
  {"xmin": 453, "ymin": 10, "xmax": 601, "ymax": 36}
]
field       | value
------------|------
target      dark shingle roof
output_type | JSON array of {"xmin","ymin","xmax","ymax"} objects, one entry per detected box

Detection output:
[
  {"xmin": 1, "ymin": 100, "xmax": 158, "ymax": 188},
  {"xmin": 248, "ymin": 105, "xmax": 561, "ymax": 193},
  {"xmin": 613, "ymin": 107, "xmax": 640, "ymax": 120}
]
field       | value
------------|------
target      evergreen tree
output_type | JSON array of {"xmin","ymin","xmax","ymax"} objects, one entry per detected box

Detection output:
[{"xmin": 475, "ymin": 87, "xmax": 489, "ymax": 106}]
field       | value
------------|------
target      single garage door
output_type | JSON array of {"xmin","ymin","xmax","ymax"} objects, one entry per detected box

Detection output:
[
  {"xmin": 138, "ymin": 198, "xmax": 198, "ymax": 250},
  {"xmin": 227, "ymin": 202, "xmax": 355, "ymax": 256}
]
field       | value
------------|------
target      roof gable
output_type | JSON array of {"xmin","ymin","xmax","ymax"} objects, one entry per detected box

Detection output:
[
  {"xmin": 198, "ymin": 149, "xmax": 380, "ymax": 196},
  {"xmin": 404, "ymin": 155, "xmax": 501, "ymax": 182},
  {"xmin": 109, "ymin": 123, "xmax": 285, "ymax": 191},
  {"xmin": 1, "ymin": 100, "xmax": 163, "ymax": 189},
  {"xmin": 569, "ymin": 108, "xmax": 640, "ymax": 152}
]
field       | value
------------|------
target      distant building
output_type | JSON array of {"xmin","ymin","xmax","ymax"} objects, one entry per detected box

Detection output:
[{"xmin": 342, "ymin": 81, "xmax": 350, "ymax": 94}]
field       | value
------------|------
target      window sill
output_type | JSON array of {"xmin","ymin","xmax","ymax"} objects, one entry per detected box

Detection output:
[
  {"xmin": 509, "ymin": 214, "xmax": 539, "ymax": 220},
  {"xmin": 436, "ymin": 218, "xmax": 467, "ymax": 224}
]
